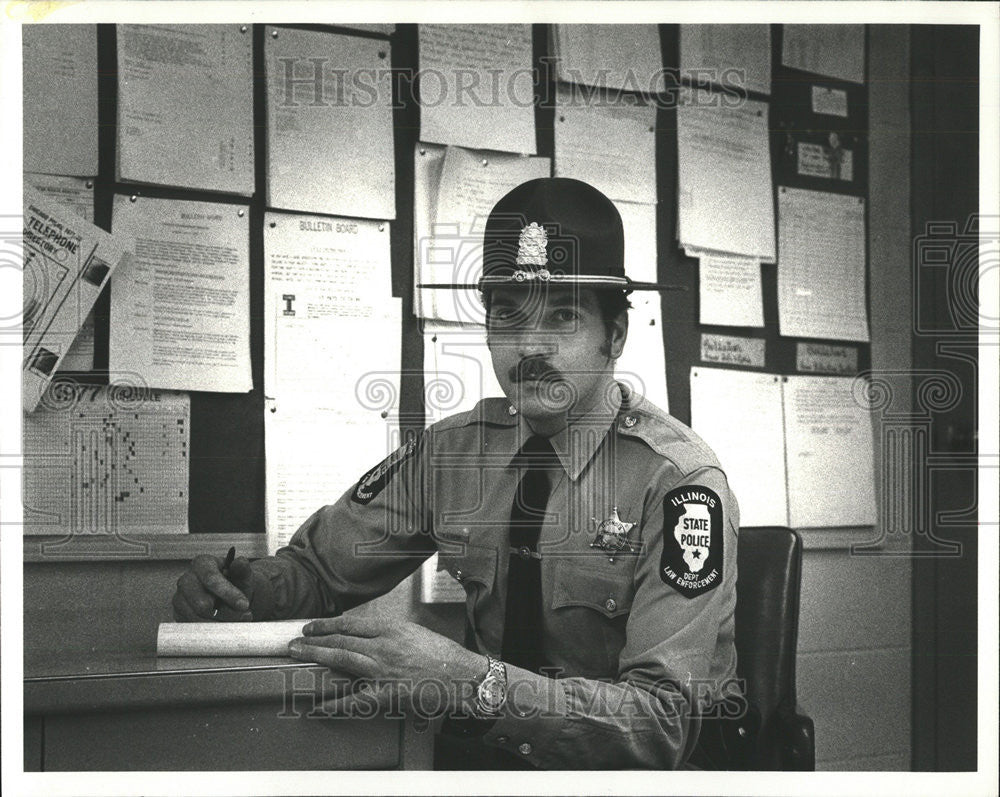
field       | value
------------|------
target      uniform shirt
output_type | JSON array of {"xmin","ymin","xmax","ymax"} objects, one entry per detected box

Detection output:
[{"xmin": 250, "ymin": 383, "xmax": 740, "ymax": 769}]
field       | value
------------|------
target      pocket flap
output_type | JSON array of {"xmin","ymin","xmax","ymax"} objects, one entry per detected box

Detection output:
[
  {"xmin": 436, "ymin": 542, "xmax": 497, "ymax": 591},
  {"xmin": 551, "ymin": 559, "xmax": 634, "ymax": 618}
]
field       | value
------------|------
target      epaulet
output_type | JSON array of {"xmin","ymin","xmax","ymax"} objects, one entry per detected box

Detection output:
[
  {"xmin": 427, "ymin": 397, "xmax": 518, "ymax": 434},
  {"xmin": 615, "ymin": 393, "xmax": 722, "ymax": 475}
]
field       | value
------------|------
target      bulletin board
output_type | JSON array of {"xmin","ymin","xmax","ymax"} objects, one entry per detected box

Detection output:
[{"xmin": 30, "ymin": 23, "xmax": 871, "ymax": 544}]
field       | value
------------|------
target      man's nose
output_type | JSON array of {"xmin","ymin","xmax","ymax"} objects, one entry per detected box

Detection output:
[{"xmin": 515, "ymin": 335, "xmax": 558, "ymax": 361}]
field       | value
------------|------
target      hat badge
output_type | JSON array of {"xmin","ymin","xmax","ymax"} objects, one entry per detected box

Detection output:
[{"xmin": 515, "ymin": 222, "xmax": 548, "ymax": 267}]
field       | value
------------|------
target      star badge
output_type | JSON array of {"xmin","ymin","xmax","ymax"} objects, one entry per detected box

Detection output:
[{"xmin": 590, "ymin": 506, "xmax": 637, "ymax": 555}]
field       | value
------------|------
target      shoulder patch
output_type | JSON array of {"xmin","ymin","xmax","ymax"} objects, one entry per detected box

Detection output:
[
  {"xmin": 351, "ymin": 437, "xmax": 419, "ymax": 506},
  {"xmin": 660, "ymin": 484, "xmax": 723, "ymax": 598}
]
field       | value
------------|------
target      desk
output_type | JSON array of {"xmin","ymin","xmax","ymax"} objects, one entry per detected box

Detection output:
[{"xmin": 24, "ymin": 654, "xmax": 433, "ymax": 771}]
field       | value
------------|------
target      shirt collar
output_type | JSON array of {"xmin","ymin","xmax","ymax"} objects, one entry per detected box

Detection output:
[{"xmin": 510, "ymin": 381, "xmax": 623, "ymax": 481}]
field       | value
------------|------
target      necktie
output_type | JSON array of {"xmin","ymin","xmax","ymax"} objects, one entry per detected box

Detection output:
[{"xmin": 502, "ymin": 434, "xmax": 558, "ymax": 673}]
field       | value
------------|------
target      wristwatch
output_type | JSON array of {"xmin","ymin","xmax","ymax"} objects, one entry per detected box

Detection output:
[{"xmin": 475, "ymin": 654, "xmax": 508, "ymax": 717}]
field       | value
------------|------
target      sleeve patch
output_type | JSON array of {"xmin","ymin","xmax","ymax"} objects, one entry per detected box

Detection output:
[
  {"xmin": 659, "ymin": 485, "xmax": 723, "ymax": 598},
  {"xmin": 351, "ymin": 437, "xmax": 418, "ymax": 506}
]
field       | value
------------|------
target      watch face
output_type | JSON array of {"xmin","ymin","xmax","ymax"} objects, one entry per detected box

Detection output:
[{"xmin": 478, "ymin": 675, "xmax": 506, "ymax": 712}]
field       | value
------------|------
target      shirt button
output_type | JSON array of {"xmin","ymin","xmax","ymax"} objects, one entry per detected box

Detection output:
[
  {"xmin": 623, "ymin": 415, "xmax": 637, "ymax": 428},
  {"xmin": 605, "ymin": 598, "xmax": 617, "ymax": 612},
  {"xmin": 508, "ymin": 405, "xmax": 517, "ymax": 416},
  {"xmin": 518, "ymin": 742, "xmax": 533, "ymax": 756},
  {"xmin": 454, "ymin": 569, "xmax": 464, "ymax": 582},
  {"xmin": 496, "ymin": 735, "xmax": 509, "ymax": 744}
]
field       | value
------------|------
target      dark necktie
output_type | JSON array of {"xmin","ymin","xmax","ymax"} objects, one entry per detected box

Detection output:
[{"xmin": 502, "ymin": 434, "xmax": 558, "ymax": 673}]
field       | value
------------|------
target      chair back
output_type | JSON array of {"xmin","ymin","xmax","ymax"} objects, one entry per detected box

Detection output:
[{"xmin": 734, "ymin": 526, "xmax": 809, "ymax": 769}]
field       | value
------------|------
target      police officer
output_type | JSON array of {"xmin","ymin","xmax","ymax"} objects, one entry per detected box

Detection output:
[{"xmin": 172, "ymin": 178, "xmax": 742, "ymax": 770}]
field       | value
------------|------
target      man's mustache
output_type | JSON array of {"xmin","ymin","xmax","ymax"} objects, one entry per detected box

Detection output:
[{"xmin": 509, "ymin": 356, "xmax": 563, "ymax": 384}]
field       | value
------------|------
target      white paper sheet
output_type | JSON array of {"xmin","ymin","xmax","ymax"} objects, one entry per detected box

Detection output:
[
  {"xmin": 263, "ymin": 211, "xmax": 395, "ymax": 403},
  {"xmin": 680, "ymin": 24, "xmax": 771, "ymax": 95},
  {"xmin": 551, "ymin": 24, "xmax": 665, "ymax": 93},
  {"xmin": 777, "ymin": 187, "xmax": 869, "ymax": 342},
  {"xmin": 677, "ymin": 87, "xmax": 775, "ymax": 262},
  {"xmin": 554, "ymin": 86, "xmax": 657, "ymax": 203},
  {"xmin": 782, "ymin": 25, "xmax": 865, "ymax": 84},
  {"xmin": 117, "ymin": 24, "xmax": 254, "ymax": 195},
  {"xmin": 265, "ymin": 26, "xmax": 395, "ymax": 219},
  {"xmin": 419, "ymin": 554, "xmax": 466, "ymax": 603},
  {"xmin": 783, "ymin": 375, "xmax": 876, "ymax": 528},
  {"xmin": 22, "ymin": 189, "xmax": 130, "ymax": 412},
  {"xmin": 617, "ymin": 291, "xmax": 669, "ymax": 413},
  {"xmin": 109, "ymin": 195, "xmax": 252, "ymax": 393},
  {"xmin": 690, "ymin": 367, "xmax": 788, "ymax": 527},
  {"xmin": 23, "ymin": 386, "xmax": 189, "ymax": 535},
  {"xmin": 22, "ymin": 24, "xmax": 99, "ymax": 175},
  {"xmin": 419, "ymin": 24, "xmax": 535, "ymax": 155},
  {"xmin": 265, "ymin": 408, "xmax": 400, "ymax": 553},
  {"xmin": 25, "ymin": 174, "xmax": 94, "ymax": 222},
  {"xmin": 608, "ymin": 200, "xmax": 668, "ymax": 412},
  {"xmin": 158, "ymin": 619, "xmax": 315, "ymax": 656},
  {"xmin": 415, "ymin": 146, "xmax": 550, "ymax": 323},
  {"xmin": 423, "ymin": 321, "xmax": 503, "ymax": 423},
  {"xmin": 25, "ymin": 175, "xmax": 97, "ymax": 372},
  {"xmin": 412, "ymin": 143, "xmax": 448, "ymax": 318},
  {"xmin": 811, "ymin": 86, "xmax": 848, "ymax": 117},
  {"xmin": 614, "ymin": 200, "xmax": 658, "ymax": 281},
  {"xmin": 690, "ymin": 247, "xmax": 764, "ymax": 328},
  {"xmin": 271, "ymin": 297, "xmax": 402, "ymax": 411},
  {"xmin": 340, "ymin": 24, "xmax": 395, "ymax": 36},
  {"xmin": 53, "ymin": 312, "xmax": 95, "ymax": 373}
]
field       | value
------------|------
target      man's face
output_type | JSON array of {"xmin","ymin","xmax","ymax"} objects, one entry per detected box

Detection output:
[{"xmin": 486, "ymin": 286, "xmax": 625, "ymax": 430}]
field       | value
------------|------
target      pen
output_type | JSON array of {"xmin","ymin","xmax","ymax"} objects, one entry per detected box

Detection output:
[{"xmin": 212, "ymin": 545, "xmax": 237, "ymax": 619}]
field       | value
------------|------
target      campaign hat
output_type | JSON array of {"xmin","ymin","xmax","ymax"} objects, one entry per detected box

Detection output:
[{"xmin": 418, "ymin": 177, "xmax": 681, "ymax": 293}]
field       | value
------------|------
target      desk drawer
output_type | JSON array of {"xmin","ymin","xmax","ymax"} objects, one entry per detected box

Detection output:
[{"xmin": 38, "ymin": 701, "xmax": 403, "ymax": 770}]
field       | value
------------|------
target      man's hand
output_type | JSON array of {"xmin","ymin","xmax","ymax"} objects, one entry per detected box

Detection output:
[
  {"xmin": 288, "ymin": 614, "xmax": 486, "ymax": 716},
  {"xmin": 172, "ymin": 554, "xmax": 254, "ymax": 621}
]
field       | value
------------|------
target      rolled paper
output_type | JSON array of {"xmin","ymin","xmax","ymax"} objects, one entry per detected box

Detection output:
[{"xmin": 156, "ymin": 619, "xmax": 317, "ymax": 657}]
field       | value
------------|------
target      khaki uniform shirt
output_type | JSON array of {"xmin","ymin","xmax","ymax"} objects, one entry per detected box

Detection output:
[{"xmin": 252, "ymin": 385, "xmax": 740, "ymax": 769}]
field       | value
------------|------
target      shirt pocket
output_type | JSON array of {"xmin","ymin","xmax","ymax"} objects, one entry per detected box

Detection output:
[
  {"xmin": 436, "ymin": 542, "xmax": 500, "ymax": 652},
  {"xmin": 548, "ymin": 559, "xmax": 636, "ymax": 676},
  {"xmin": 550, "ymin": 559, "xmax": 634, "ymax": 618},
  {"xmin": 436, "ymin": 541, "xmax": 497, "ymax": 593}
]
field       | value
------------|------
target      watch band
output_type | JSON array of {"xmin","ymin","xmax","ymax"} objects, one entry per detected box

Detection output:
[
  {"xmin": 440, "ymin": 655, "xmax": 505, "ymax": 738},
  {"xmin": 477, "ymin": 655, "xmax": 507, "ymax": 715}
]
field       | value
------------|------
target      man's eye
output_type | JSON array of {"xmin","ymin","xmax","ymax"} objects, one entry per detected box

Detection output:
[{"xmin": 553, "ymin": 309, "xmax": 578, "ymax": 323}]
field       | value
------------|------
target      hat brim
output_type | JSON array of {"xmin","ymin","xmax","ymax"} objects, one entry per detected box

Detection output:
[{"xmin": 417, "ymin": 278, "xmax": 685, "ymax": 292}]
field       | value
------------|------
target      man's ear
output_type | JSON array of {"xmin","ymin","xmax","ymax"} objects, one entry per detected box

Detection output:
[{"xmin": 608, "ymin": 311, "xmax": 628, "ymax": 360}]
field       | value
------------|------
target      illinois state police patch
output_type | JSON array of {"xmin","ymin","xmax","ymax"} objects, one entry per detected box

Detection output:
[
  {"xmin": 351, "ymin": 437, "xmax": 418, "ymax": 506},
  {"xmin": 660, "ymin": 484, "xmax": 723, "ymax": 598}
]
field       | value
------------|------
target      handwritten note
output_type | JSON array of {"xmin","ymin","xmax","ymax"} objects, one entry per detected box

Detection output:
[
  {"xmin": 700, "ymin": 334, "xmax": 766, "ymax": 368},
  {"xmin": 796, "ymin": 342, "xmax": 858, "ymax": 375}
]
